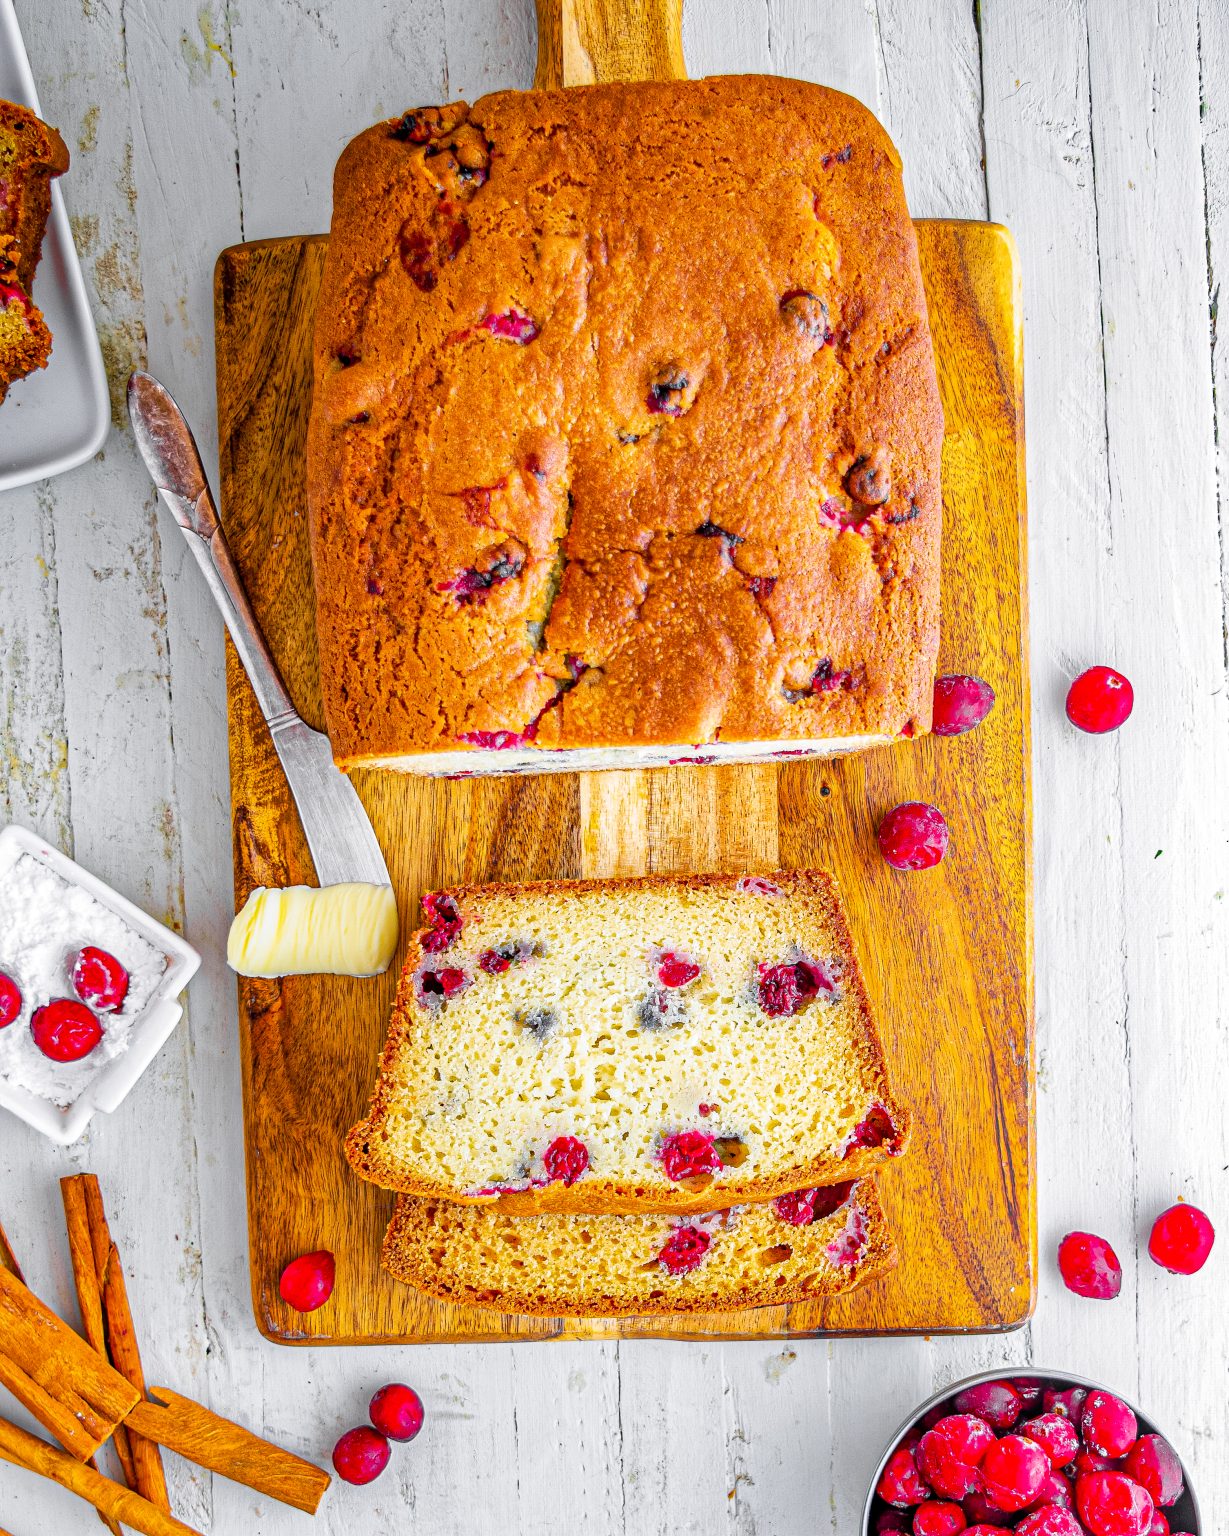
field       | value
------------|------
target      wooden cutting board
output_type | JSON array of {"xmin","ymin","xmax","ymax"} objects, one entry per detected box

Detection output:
[{"xmin": 214, "ymin": 213, "xmax": 1032, "ymax": 1344}]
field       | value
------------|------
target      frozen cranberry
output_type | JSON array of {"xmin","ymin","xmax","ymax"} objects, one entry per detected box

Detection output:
[
  {"xmin": 71, "ymin": 946, "xmax": 129, "ymax": 1012},
  {"xmin": 979, "ymin": 1435, "xmax": 1048, "ymax": 1513},
  {"xmin": 1082, "ymin": 1392, "xmax": 1138, "ymax": 1459},
  {"xmin": 1147, "ymin": 1203, "xmax": 1215, "ymax": 1275},
  {"xmin": 332, "ymin": 1425, "xmax": 390, "ymax": 1485},
  {"xmin": 1058, "ymin": 1231, "xmax": 1123, "ymax": 1299},
  {"xmin": 1144, "ymin": 1512, "xmax": 1170, "ymax": 1536},
  {"xmin": 542, "ymin": 1136, "xmax": 588, "ymax": 1186},
  {"xmin": 278, "ymin": 1249, "xmax": 335, "ymax": 1312},
  {"xmin": 1022, "ymin": 1413, "xmax": 1081, "ymax": 1468},
  {"xmin": 876, "ymin": 1512, "xmax": 911, "ymax": 1533},
  {"xmin": 657, "ymin": 1225, "xmax": 712, "ymax": 1275},
  {"xmin": 932, "ymin": 675, "xmax": 996, "ymax": 737},
  {"xmin": 419, "ymin": 892, "xmax": 462, "ymax": 952},
  {"xmin": 31, "ymin": 999, "xmax": 103, "ymax": 1062},
  {"xmin": 657, "ymin": 952, "xmax": 700, "ymax": 988},
  {"xmin": 1028, "ymin": 1469, "xmax": 1075, "ymax": 1511},
  {"xmin": 1121, "ymin": 1436, "xmax": 1183, "ymax": 1507},
  {"xmin": 0, "ymin": 971, "xmax": 21, "ymax": 1028},
  {"xmin": 878, "ymin": 802, "xmax": 949, "ymax": 870},
  {"xmin": 913, "ymin": 1500, "xmax": 967, "ymax": 1534},
  {"xmin": 876, "ymin": 1444, "xmax": 930, "ymax": 1506},
  {"xmin": 1015, "ymin": 1511, "xmax": 1083, "ymax": 1536},
  {"xmin": 1043, "ymin": 1387, "xmax": 1088, "ymax": 1422},
  {"xmin": 963, "ymin": 1529, "xmax": 1009, "ymax": 1536},
  {"xmin": 773, "ymin": 1181, "xmax": 853, "ymax": 1226},
  {"xmin": 953, "ymin": 1381, "xmax": 1022, "ymax": 1431},
  {"xmin": 660, "ymin": 1130, "xmax": 722, "ymax": 1182},
  {"xmin": 1076, "ymin": 1471, "xmax": 1155, "ymax": 1536},
  {"xmin": 917, "ymin": 1416, "xmax": 995, "ymax": 1500},
  {"xmin": 369, "ymin": 1383, "xmax": 424, "ymax": 1442},
  {"xmin": 961, "ymin": 1490, "xmax": 1010, "ymax": 1526},
  {"xmin": 1011, "ymin": 1378, "xmax": 1044, "ymax": 1409},
  {"xmin": 1073, "ymin": 1448, "xmax": 1119, "ymax": 1475},
  {"xmin": 1066, "ymin": 665, "xmax": 1133, "ymax": 733}
]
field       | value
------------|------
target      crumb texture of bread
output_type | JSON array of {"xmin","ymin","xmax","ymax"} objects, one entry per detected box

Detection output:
[
  {"xmin": 306, "ymin": 77, "xmax": 943, "ymax": 772},
  {"xmin": 382, "ymin": 1177, "xmax": 896, "ymax": 1316},
  {"xmin": 0, "ymin": 101, "xmax": 68, "ymax": 402},
  {"xmin": 346, "ymin": 870, "xmax": 909, "ymax": 1214},
  {"xmin": 0, "ymin": 236, "xmax": 51, "ymax": 404}
]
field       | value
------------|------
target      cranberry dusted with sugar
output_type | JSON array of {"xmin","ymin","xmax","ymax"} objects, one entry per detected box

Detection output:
[
  {"xmin": 953, "ymin": 1379, "xmax": 1022, "ymax": 1431},
  {"xmin": 1148, "ymin": 1202, "xmax": 1215, "ymax": 1275},
  {"xmin": 876, "ymin": 1443, "xmax": 930, "ymax": 1507},
  {"xmin": 71, "ymin": 946, "xmax": 130, "ymax": 1012},
  {"xmin": 1066, "ymin": 665, "xmax": 1134, "ymax": 734},
  {"xmin": 878, "ymin": 802, "xmax": 949, "ymax": 871},
  {"xmin": 660, "ymin": 1130, "xmax": 723, "ymax": 1182},
  {"xmin": 332, "ymin": 1425, "xmax": 391, "ymax": 1486},
  {"xmin": 0, "ymin": 971, "xmax": 21, "ymax": 1028},
  {"xmin": 278, "ymin": 1249, "xmax": 335, "ymax": 1312},
  {"xmin": 1029, "ymin": 1468, "xmax": 1075, "ymax": 1511},
  {"xmin": 1082, "ymin": 1391, "xmax": 1138, "ymax": 1459},
  {"xmin": 542, "ymin": 1136, "xmax": 589, "ymax": 1187},
  {"xmin": 657, "ymin": 1225, "xmax": 712, "ymax": 1275},
  {"xmin": 31, "ymin": 999, "xmax": 103, "ymax": 1063},
  {"xmin": 1076, "ymin": 1471, "xmax": 1156, "ymax": 1536},
  {"xmin": 917, "ymin": 1415, "xmax": 995, "ymax": 1500},
  {"xmin": 1122, "ymin": 1435, "xmax": 1183, "ymax": 1508},
  {"xmin": 1015, "ymin": 1511, "xmax": 1083, "ymax": 1536},
  {"xmin": 369, "ymin": 1382, "xmax": 424, "ymax": 1442},
  {"xmin": 1073, "ymin": 1447, "xmax": 1118, "ymax": 1475},
  {"xmin": 979, "ymin": 1434, "xmax": 1048, "ymax": 1513},
  {"xmin": 1021, "ymin": 1412, "xmax": 1081, "ymax": 1468},
  {"xmin": 1044, "ymin": 1386, "xmax": 1088, "ymax": 1422},
  {"xmin": 932, "ymin": 674, "xmax": 996, "ymax": 737},
  {"xmin": 1058, "ymin": 1230, "xmax": 1123, "ymax": 1299},
  {"xmin": 960, "ymin": 1490, "xmax": 1011, "ymax": 1526},
  {"xmin": 913, "ymin": 1501, "xmax": 967, "ymax": 1535},
  {"xmin": 1144, "ymin": 1514, "xmax": 1170, "ymax": 1536}
]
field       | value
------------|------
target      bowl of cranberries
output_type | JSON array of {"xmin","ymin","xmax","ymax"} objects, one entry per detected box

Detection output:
[{"xmin": 864, "ymin": 1368, "xmax": 1199, "ymax": 1536}]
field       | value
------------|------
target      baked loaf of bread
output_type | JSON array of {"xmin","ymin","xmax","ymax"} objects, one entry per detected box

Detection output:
[
  {"xmin": 307, "ymin": 77, "xmax": 943, "ymax": 776},
  {"xmin": 383, "ymin": 1177, "xmax": 894, "ymax": 1316},
  {"xmin": 346, "ymin": 870, "xmax": 908, "ymax": 1214},
  {"xmin": 0, "ymin": 101, "xmax": 68, "ymax": 403}
]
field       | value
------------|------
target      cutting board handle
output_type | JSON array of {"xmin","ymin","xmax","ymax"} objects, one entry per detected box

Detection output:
[{"xmin": 534, "ymin": 0, "xmax": 686, "ymax": 87}]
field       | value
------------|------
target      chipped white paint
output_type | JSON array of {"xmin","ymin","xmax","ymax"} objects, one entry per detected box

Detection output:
[{"xmin": 2, "ymin": 1, "xmax": 1227, "ymax": 1531}]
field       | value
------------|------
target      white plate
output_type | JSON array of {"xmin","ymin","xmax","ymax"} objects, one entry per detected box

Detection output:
[
  {"xmin": 0, "ymin": 825, "xmax": 201, "ymax": 1145},
  {"xmin": 0, "ymin": 0, "xmax": 109, "ymax": 490}
]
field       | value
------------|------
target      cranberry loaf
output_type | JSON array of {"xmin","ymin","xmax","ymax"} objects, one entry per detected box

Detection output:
[
  {"xmin": 307, "ymin": 77, "xmax": 943, "ymax": 776},
  {"xmin": 0, "ymin": 102, "xmax": 67, "ymax": 403},
  {"xmin": 346, "ymin": 870, "xmax": 909, "ymax": 1214},
  {"xmin": 0, "ymin": 238, "xmax": 51, "ymax": 405},
  {"xmin": 383, "ymin": 1177, "xmax": 894, "ymax": 1316}
]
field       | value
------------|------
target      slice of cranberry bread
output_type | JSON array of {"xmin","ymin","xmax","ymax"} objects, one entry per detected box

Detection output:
[
  {"xmin": 346, "ymin": 870, "xmax": 909, "ymax": 1214},
  {"xmin": 382, "ymin": 1177, "xmax": 894, "ymax": 1316},
  {"xmin": 0, "ymin": 238, "xmax": 51, "ymax": 404},
  {"xmin": 0, "ymin": 100, "xmax": 69, "ymax": 291}
]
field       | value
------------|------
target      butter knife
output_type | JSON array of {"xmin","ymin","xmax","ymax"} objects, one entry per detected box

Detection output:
[{"xmin": 127, "ymin": 370, "xmax": 390, "ymax": 891}]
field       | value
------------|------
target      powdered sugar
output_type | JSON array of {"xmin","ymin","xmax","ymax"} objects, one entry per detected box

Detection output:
[{"xmin": 0, "ymin": 852, "xmax": 168, "ymax": 1106}]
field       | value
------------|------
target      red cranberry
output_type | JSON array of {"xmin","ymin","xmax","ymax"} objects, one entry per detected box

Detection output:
[
  {"xmin": 755, "ymin": 958, "xmax": 831, "ymax": 1017},
  {"xmin": 1076, "ymin": 1471, "xmax": 1155, "ymax": 1536},
  {"xmin": 1011, "ymin": 1378, "xmax": 1044, "ymax": 1409},
  {"xmin": 979, "ymin": 1435, "xmax": 1048, "ymax": 1513},
  {"xmin": 31, "ymin": 999, "xmax": 103, "ymax": 1062},
  {"xmin": 917, "ymin": 1415, "xmax": 995, "ymax": 1499},
  {"xmin": 332, "ymin": 1425, "xmax": 391, "ymax": 1485},
  {"xmin": 542, "ymin": 1136, "xmax": 588, "ymax": 1186},
  {"xmin": 1073, "ymin": 1448, "xmax": 1119, "ymax": 1475},
  {"xmin": 369, "ymin": 1383, "xmax": 424, "ymax": 1442},
  {"xmin": 932, "ymin": 675, "xmax": 996, "ymax": 737},
  {"xmin": 70, "ymin": 946, "xmax": 130, "ymax": 1012},
  {"xmin": 878, "ymin": 802, "xmax": 949, "ymax": 871},
  {"xmin": 773, "ymin": 1181, "xmax": 853, "ymax": 1226},
  {"xmin": 660, "ymin": 1130, "xmax": 722, "ymax": 1182},
  {"xmin": 963, "ymin": 1529, "xmax": 1009, "ymax": 1535},
  {"xmin": 657, "ymin": 952, "xmax": 700, "ymax": 988},
  {"xmin": 1145, "ymin": 1512, "xmax": 1170, "ymax": 1536},
  {"xmin": 657, "ymin": 1225, "xmax": 712, "ymax": 1275},
  {"xmin": 876, "ymin": 1444, "xmax": 930, "ymax": 1506},
  {"xmin": 1028, "ymin": 1469, "xmax": 1074, "ymax": 1511},
  {"xmin": 278, "ymin": 1250, "xmax": 335, "ymax": 1312},
  {"xmin": 1015, "ymin": 1511, "xmax": 1083, "ymax": 1536},
  {"xmin": 1021, "ymin": 1413, "xmax": 1081, "ymax": 1468},
  {"xmin": 1066, "ymin": 665, "xmax": 1133, "ymax": 733},
  {"xmin": 954, "ymin": 1381, "xmax": 1023, "ymax": 1431},
  {"xmin": 1082, "ymin": 1392, "xmax": 1138, "ymax": 1459},
  {"xmin": 960, "ymin": 1490, "xmax": 1011, "ymax": 1526},
  {"xmin": 1043, "ymin": 1387, "xmax": 1088, "ymax": 1422},
  {"xmin": 479, "ymin": 309, "xmax": 538, "ymax": 343},
  {"xmin": 1058, "ymin": 1231, "xmax": 1123, "ymax": 1299},
  {"xmin": 1121, "ymin": 1436, "xmax": 1183, "ymax": 1507},
  {"xmin": 876, "ymin": 1511, "xmax": 911, "ymax": 1533},
  {"xmin": 419, "ymin": 892, "xmax": 462, "ymax": 952},
  {"xmin": 419, "ymin": 966, "xmax": 469, "ymax": 1001},
  {"xmin": 1147, "ymin": 1203, "xmax": 1215, "ymax": 1275},
  {"xmin": 913, "ymin": 1500, "xmax": 967, "ymax": 1535},
  {"xmin": 0, "ymin": 971, "xmax": 22, "ymax": 1027}
]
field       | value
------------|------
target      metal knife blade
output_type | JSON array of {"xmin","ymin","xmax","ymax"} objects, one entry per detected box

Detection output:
[{"xmin": 127, "ymin": 370, "xmax": 390, "ymax": 891}]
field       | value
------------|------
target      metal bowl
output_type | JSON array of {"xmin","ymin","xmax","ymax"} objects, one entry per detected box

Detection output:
[{"xmin": 861, "ymin": 1366, "xmax": 1201, "ymax": 1533}]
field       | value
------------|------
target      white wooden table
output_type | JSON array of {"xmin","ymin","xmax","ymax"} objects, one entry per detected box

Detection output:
[{"xmin": 1, "ymin": 2, "xmax": 1226, "ymax": 1530}]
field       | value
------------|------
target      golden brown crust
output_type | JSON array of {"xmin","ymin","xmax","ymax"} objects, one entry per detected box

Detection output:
[
  {"xmin": 307, "ymin": 77, "xmax": 942, "ymax": 769},
  {"xmin": 381, "ymin": 1178, "xmax": 897, "ymax": 1316},
  {"xmin": 0, "ymin": 100, "xmax": 69, "ymax": 293},
  {"xmin": 345, "ymin": 868, "xmax": 911, "ymax": 1212}
]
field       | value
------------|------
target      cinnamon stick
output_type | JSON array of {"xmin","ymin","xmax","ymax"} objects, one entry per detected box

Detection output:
[
  {"xmin": 61, "ymin": 1174, "xmax": 171, "ymax": 1513},
  {"xmin": 0, "ymin": 1415, "xmax": 201, "ymax": 1536}
]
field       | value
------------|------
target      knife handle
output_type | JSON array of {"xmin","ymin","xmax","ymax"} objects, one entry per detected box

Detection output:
[{"xmin": 162, "ymin": 485, "xmax": 301, "ymax": 734}]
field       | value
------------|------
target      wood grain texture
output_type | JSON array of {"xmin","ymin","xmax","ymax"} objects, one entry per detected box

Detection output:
[
  {"xmin": 215, "ymin": 216, "xmax": 1031, "ymax": 1344},
  {"xmin": 533, "ymin": 0, "xmax": 686, "ymax": 88}
]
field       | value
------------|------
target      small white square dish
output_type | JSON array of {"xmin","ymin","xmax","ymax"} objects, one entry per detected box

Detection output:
[
  {"xmin": 0, "ymin": 824, "xmax": 200, "ymax": 1144},
  {"xmin": 0, "ymin": 0, "xmax": 109, "ymax": 491}
]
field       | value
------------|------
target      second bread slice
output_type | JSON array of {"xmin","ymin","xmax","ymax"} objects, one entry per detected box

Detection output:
[{"xmin": 347, "ymin": 870, "xmax": 908, "ymax": 1214}]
